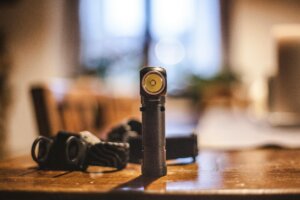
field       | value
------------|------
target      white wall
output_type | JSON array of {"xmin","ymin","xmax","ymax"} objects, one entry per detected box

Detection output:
[
  {"xmin": 0, "ymin": 0, "xmax": 79, "ymax": 156},
  {"xmin": 228, "ymin": 0, "xmax": 300, "ymax": 84}
]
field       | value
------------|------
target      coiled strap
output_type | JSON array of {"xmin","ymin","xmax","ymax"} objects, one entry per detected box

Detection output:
[{"xmin": 87, "ymin": 141, "xmax": 129, "ymax": 170}]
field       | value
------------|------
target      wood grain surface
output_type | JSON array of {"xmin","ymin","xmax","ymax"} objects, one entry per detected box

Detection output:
[{"xmin": 0, "ymin": 149, "xmax": 300, "ymax": 200}]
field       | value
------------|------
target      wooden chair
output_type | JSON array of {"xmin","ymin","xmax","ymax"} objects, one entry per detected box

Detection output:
[
  {"xmin": 30, "ymin": 84, "xmax": 62, "ymax": 137},
  {"xmin": 30, "ymin": 83, "xmax": 140, "ymax": 137}
]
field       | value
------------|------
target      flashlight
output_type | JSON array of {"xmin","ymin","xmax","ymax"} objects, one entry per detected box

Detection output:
[{"xmin": 140, "ymin": 66, "xmax": 167, "ymax": 177}]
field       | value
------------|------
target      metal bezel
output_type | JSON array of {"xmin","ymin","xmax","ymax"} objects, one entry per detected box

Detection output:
[{"xmin": 142, "ymin": 70, "xmax": 166, "ymax": 95}]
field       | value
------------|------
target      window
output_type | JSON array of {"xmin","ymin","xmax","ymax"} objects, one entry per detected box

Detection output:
[{"xmin": 80, "ymin": 0, "xmax": 221, "ymax": 93}]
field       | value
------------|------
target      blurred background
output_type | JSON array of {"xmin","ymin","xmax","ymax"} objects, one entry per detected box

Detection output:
[{"xmin": 1, "ymin": 0, "xmax": 300, "ymax": 158}]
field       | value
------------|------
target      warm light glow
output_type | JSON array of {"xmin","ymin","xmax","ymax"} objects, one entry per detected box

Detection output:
[
  {"xmin": 272, "ymin": 24, "xmax": 300, "ymax": 39},
  {"xmin": 142, "ymin": 72, "xmax": 165, "ymax": 95}
]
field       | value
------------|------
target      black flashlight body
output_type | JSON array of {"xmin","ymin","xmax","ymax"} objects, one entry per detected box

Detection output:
[{"xmin": 140, "ymin": 67, "xmax": 167, "ymax": 177}]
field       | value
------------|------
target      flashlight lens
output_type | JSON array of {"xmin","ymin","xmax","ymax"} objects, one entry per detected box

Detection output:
[{"xmin": 142, "ymin": 72, "xmax": 165, "ymax": 95}]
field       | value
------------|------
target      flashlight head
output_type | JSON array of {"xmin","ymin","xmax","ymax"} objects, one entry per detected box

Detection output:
[{"xmin": 140, "ymin": 67, "xmax": 167, "ymax": 97}]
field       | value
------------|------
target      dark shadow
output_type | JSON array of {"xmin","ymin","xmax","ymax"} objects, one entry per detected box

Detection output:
[
  {"xmin": 18, "ymin": 168, "xmax": 39, "ymax": 176},
  {"xmin": 27, "ymin": 166, "xmax": 39, "ymax": 170},
  {"xmin": 112, "ymin": 175, "xmax": 159, "ymax": 191},
  {"xmin": 258, "ymin": 144, "xmax": 285, "ymax": 149},
  {"xmin": 25, "ymin": 166, "xmax": 74, "ymax": 178},
  {"xmin": 52, "ymin": 171, "xmax": 73, "ymax": 178},
  {"xmin": 167, "ymin": 162, "xmax": 194, "ymax": 166}
]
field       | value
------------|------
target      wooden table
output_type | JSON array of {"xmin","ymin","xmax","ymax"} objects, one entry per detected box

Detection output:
[{"xmin": 0, "ymin": 149, "xmax": 300, "ymax": 200}]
